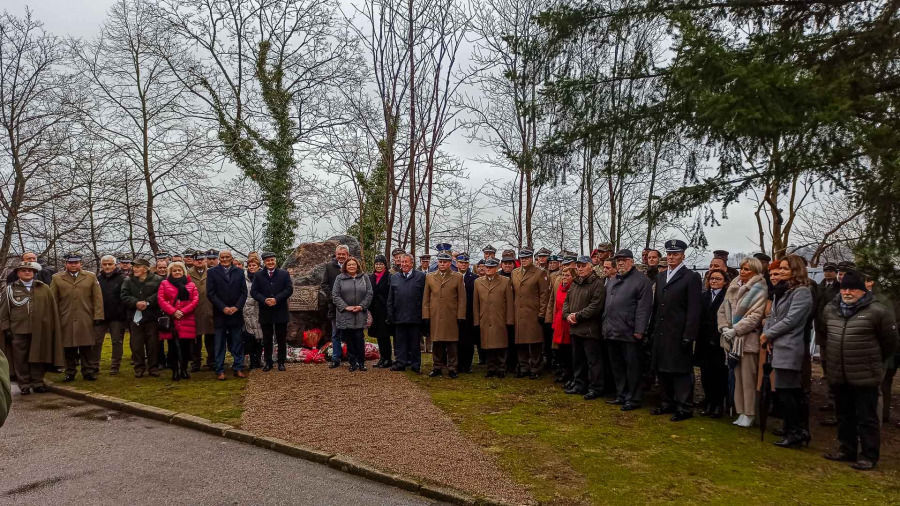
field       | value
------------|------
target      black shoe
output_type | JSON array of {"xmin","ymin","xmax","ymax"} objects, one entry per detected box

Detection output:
[
  {"xmin": 411, "ymin": 367, "xmax": 421, "ymax": 374},
  {"xmin": 485, "ymin": 371, "xmax": 496, "ymax": 378},
  {"xmin": 515, "ymin": 372, "xmax": 527, "ymax": 378},
  {"xmin": 621, "ymin": 402, "xmax": 640, "ymax": 411},
  {"xmin": 495, "ymin": 372, "xmax": 505, "ymax": 379},
  {"xmin": 699, "ymin": 404, "xmax": 713, "ymax": 416},
  {"xmin": 820, "ymin": 416, "xmax": 838, "ymax": 427},
  {"xmin": 771, "ymin": 427, "xmax": 786, "ymax": 437},
  {"xmin": 180, "ymin": 369, "xmax": 190, "ymax": 380},
  {"xmin": 172, "ymin": 369, "xmax": 180, "ymax": 381},
  {"xmin": 33, "ymin": 385, "xmax": 48, "ymax": 393},
  {"xmin": 851, "ymin": 459, "xmax": 876, "ymax": 471},
  {"xmin": 670, "ymin": 411, "xmax": 693, "ymax": 422},
  {"xmin": 553, "ymin": 376, "xmax": 565, "ymax": 383},
  {"xmin": 564, "ymin": 381, "xmax": 575, "ymax": 390},
  {"xmin": 709, "ymin": 405, "xmax": 723, "ymax": 418},
  {"xmin": 565, "ymin": 386, "xmax": 587, "ymax": 395},
  {"xmin": 358, "ymin": 365, "xmax": 367, "ymax": 371},
  {"xmin": 277, "ymin": 363, "xmax": 286, "ymax": 371},
  {"xmin": 429, "ymin": 370, "xmax": 442, "ymax": 377},
  {"xmin": 774, "ymin": 430, "xmax": 811, "ymax": 449},
  {"xmin": 349, "ymin": 364, "xmax": 358, "ymax": 372},
  {"xmin": 651, "ymin": 405, "xmax": 676, "ymax": 416},
  {"xmin": 824, "ymin": 451, "xmax": 856, "ymax": 462},
  {"xmin": 528, "ymin": 373, "xmax": 540, "ymax": 380},
  {"xmin": 329, "ymin": 362, "xmax": 341, "ymax": 369},
  {"xmin": 583, "ymin": 390, "xmax": 601, "ymax": 401},
  {"xmin": 19, "ymin": 386, "xmax": 31, "ymax": 395},
  {"xmin": 262, "ymin": 364, "xmax": 273, "ymax": 372},
  {"xmin": 448, "ymin": 371, "xmax": 458, "ymax": 379},
  {"xmin": 373, "ymin": 359, "xmax": 385, "ymax": 368},
  {"xmin": 390, "ymin": 364, "xmax": 406, "ymax": 372},
  {"xmin": 83, "ymin": 374, "xmax": 97, "ymax": 381},
  {"xmin": 606, "ymin": 398, "xmax": 625, "ymax": 405},
  {"xmin": 63, "ymin": 374, "xmax": 76, "ymax": 383},
  {"xmin": 191, "ymin": 364, "xmax": 201, "ymax": 373}
]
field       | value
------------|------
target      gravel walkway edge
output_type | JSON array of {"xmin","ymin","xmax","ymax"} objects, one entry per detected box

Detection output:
[{"xmin": 43, "ymin": 382, "xmax": 509, "ymax": 506}]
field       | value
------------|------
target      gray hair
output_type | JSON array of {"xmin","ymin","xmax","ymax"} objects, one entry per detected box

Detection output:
[
  {"xmin": 100, "ymin": 254, "xmax": 117, "ymax": 264},
  {"xmin": 335, "ymin": 244, "xmax": 350, "ymax": 254},
  {"xmin": 740, "ymin": 257, "xmax": 764, "ymax": 275},
  {"xmin": 401, "ymin": 253, "xmax": 414, "ymax": 263}
]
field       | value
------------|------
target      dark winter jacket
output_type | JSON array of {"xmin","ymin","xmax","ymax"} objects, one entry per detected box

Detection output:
[
  {"xmin": 98, "ymin": 270, "xmax": 127, "ymax": 322},
  {"xmin": 562, "ymin": 271, "xmax": 606, "ymax": 339},
  {"xmin": 320, "ymin": 259, "xmax": 342, "ymax": 319},
  {"xmin": 250, "ymin": 268, "xmax": 294, "ymax": 325},
  {"xmin": 121, "ymin": 273, "xmax": 163, "ymax": 324},
  {"xmin": 462, "ymin": 270, "xmax": 477, "ymax": 322},
  {"xmin": 369, "ymin": 271, "xmax": 392, "ymax": 338},
  {"xmin": 695, "ymin": 288, "xmax": 726, "ymax": 365},
  {"xmin": 763, "ymin": 285, "xmax": 813, "ymax": 372},
  {"xmin": 650, "ymin": 265, "xmax": 702, "ymax": 374},
  {"xmin": 206, "ymin": 265, "xmax": 247, "ymax": 328},
  {"xmin": 822, "ymin": 293, "xmax": 898, "ymax": 387},
  {"xmin": 386, "ymin": 269, "xmax": 426, "ymax": 325},
  {"xmin": 333, "ymin": 273, "xmax": 373, "ymax": 330},
  {"xmin": 602, "ymin": 267, "xmax": 653, "ymax": 342}
]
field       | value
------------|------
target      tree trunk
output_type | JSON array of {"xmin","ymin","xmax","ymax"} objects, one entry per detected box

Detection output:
[{"xmin": 406, "ymin": 0, "xmax": 417, "ymax": 257}]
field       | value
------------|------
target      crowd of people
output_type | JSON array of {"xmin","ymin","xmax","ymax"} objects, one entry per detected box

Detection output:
[{"xmin": 1, "ymin": 240, "xmax": 898, "ymax": 471}]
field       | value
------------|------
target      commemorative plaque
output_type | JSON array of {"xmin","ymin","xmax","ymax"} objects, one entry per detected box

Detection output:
[{"xmin": 288, "ymin": 285, "xmax": 319, "ymax": 311}]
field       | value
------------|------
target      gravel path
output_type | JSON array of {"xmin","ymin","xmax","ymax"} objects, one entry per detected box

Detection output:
[{"xmin": 241, "ymin": 364, "xmax": 532, "ymax": 504}]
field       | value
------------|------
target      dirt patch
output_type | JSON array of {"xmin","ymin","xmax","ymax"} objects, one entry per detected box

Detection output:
[{"xmin": 241, "ymin": 364, "xmax": 533, "ymax": 504}]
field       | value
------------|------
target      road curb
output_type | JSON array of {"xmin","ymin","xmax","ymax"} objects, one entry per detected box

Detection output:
[{"xmin": 44, "ymin": 382, "xmax": 502, "ymax": 505}]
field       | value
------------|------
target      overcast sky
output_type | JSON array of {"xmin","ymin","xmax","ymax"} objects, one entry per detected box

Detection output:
[{"xmin": 6, "ymin": 0, "xmax": 763, "ymax": 260}]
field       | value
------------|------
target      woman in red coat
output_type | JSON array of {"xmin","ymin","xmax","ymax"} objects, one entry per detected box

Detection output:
[
  {"xmin": 552, "ymin": 267, "xmax": 574, "ymax": 387},
  {"xmin": 158, "ymin": 262, "xmax": 200, "ymax": 381}
]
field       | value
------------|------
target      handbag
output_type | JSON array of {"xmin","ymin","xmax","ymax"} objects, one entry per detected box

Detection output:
[
  {"xmin": 366, "ymin": 310, "xmax": 373, "ymax": 328},
  {"xmin": 157, "ymin": 315, "xmax": 172, "ymax": 331}
]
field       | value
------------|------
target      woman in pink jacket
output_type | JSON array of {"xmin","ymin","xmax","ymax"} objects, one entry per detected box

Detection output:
[{"xmin": 158, "ymin": 262, "xmax": 200, "ymax": 381}]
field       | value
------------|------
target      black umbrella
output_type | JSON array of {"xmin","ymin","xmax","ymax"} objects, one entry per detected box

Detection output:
[{"xmin": 758, "ymin": 348, "xmax": 773, "ymax": 441}]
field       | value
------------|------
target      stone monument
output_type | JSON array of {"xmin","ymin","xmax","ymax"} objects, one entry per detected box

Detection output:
[{"xmin": 282, "ymin": 235, "xmax": 362, "ymax": 346}]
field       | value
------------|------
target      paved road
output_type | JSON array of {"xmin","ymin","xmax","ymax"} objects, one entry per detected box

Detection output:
[{"xmin": 0, "ymin": 390, "xmax": 436, "ymax": 506}]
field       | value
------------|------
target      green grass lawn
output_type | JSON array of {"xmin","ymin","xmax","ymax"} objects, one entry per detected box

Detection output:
[
  {"xmin": 410, "ymin": 354, "xmax": 900, "ymax": 504},
  {"xmin": 50, "ymin": 334, "xmax": 246, "ymax": 426}
]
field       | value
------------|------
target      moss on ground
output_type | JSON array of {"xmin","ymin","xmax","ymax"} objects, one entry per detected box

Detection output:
[
  {"xmin": 50, "ymin": 334, "xmax": 245, "ymax": 426},
  {"xmin": 411, "ymin": 354, "xmax": 900, "ymax": 504}
]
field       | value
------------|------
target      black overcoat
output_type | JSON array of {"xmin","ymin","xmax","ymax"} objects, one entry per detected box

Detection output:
[
  {"xmin": 250, "ymin": 268, "xmax": 294, "ymax": 325},
  {"xmin": 650, "ymin": 265, "xmax": 702, "ymax": 374}
]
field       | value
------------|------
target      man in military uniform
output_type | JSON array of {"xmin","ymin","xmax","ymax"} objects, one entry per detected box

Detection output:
[
  {"xmin": 475, "ymin": 259, "xmax": 486, "ymax": 277},
  {"xmin": 50, "ymin": 252, "xmax": 104, "ymax": 381},
  {"xmin": 511, "ymin": 249, "xmax": 550, "ymax": 378},
  {"xmin": 423, "ymin": 252, "xmax": 467, "ymax": 378},
  {"xmin": 650, "ymin": 239, "xmax": 702, "ymax": 421},
  {"xmin": 118, "ymin": 257, "xmax": 133, "ymax": 277},
  {"xmin": 0, "ymin": 261, "xmax": 63, "ymax": 393},
  {"xmin": 816, "ymin": 261, "xmax": 842, "ymax": 420},
  {"xmin": 456, "ymin": 254, "xmax": 480, "ymax": 372},
  {"xmin": 592, "ymin": 243, "xmax": 613, "ymax": 277},
  {"xmin": 391, "ymin": 248, "xmax": 406, "ymax": 274},
  {"xmin": 189, "ymin": 251, "xmax": 216, "ymax": 371},
  {"xmin": 548, "ymin": 255, "xmax": 561, "ymax": 278},
  {"xmin": 183, "ymin": 250, "xmax": 195, "ymax": 269},
  {"xmin": 482, "ymin": 245, "xmax": 497, "ymax": 262},
  {"xmin": 499, "ymin": 249, "xmax": 516, "ymax": 278},
  {"xmin": 712, "ymin": 250, "xmax": 739, "ymax": 280},
  {"xmin": 472, "ymin": 258, "xmax": 514, "ymax": 378},
  {"xmin": 535, "ymin": 248, "xmax": 552, "ymax": 270},
  {"xmin": 419, "ymin": 254, "xmax": 431, "ymax": 273}
]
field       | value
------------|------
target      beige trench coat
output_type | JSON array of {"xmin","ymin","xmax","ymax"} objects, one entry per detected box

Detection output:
[
  {"xmin": 422, "ymin": 270, "xmax": 467, "ymax": 342},
  {"xmin": 50, "ymin": 271, "xmax": 104, "ymax": 348},
  {"xmin": 188, "ymin": 267, "xmax": 215, "ymax": 335},
  {"xmin": 511, "ymin": 265, "xmax": 550, "ymax": 344},
  {"xmin": 472, "ymin": 275, "xmax": 514, "ymax": 349}
]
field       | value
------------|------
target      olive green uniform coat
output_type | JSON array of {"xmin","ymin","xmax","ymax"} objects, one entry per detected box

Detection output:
[
  {"xmin": 472, "ymin": 276, "xmax": 514, "ymax": 349},
  {"xmin": 50, "ymin": 271, "xmax": 104, "ymax": 348},
  {"xmin": 422, "ymin": 270, "xmax": 467, "ymax": 342},
  {"xmin": 511, "ymin": 264, "xmax": 550, "ymax": 344}
]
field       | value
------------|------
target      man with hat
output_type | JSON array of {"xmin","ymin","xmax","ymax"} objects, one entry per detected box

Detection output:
[
  {"xmin": 391, "ymin": 248, "xmax": 406, "ymax": 274},
  {"xmin": 118, "ymin": 257, "xmax": 133, "ymax": 278},
  {"xmin": 456, "ymin": 253, "xmax": 481, "ymax": 373},
  {"xmin": 475, "ymin": 259, "xmax": 486, "ymax": 277},
  {"xmin": 189, "ymin": 250, "xmax": 216, "ymax": 371},
  {"xmin": 753, "ymin": 252, "xmax": 774, "ymax": 295},
  {"xmin": 423, "ymin": 252, "xmax": 467, "ymax": 378},
  {"xmin": 712, "ymin": 249, "xmax": 739, "ymax": 280},
  {"xmin": 591, "ymin": 243, "xmax": 613, "ymax": 277},
  {"xmin": 50, "ymin": 252, "xmax": 105, "ymax": 382},
  {"xmin": 206, "ymin": 249, "xmax": 220, "ymax": 268},
  {"xmin": 387, "ymin": 253, "xmax": 427, "ymax": 373},
  {"xmin": 121, "ymin": 257, "xmax": 163, "ymax": 377},
  {"xmin": 418, "ymin": 254, "xmax": 431, "ymax": 273},
  {"xmin": 251, "ymin": 252, "xmax": 294, "ymax": 372},
  {"xmin": 511, "ymin": 248, "xmax": 550, "ymax": 379},
  {"xmin": 182, "ymin": 250, "xmax": 195, "ymax": 269},
  {"xmin": 482, "ymin": 244, "xmax": 497, "ymax": 262},
  {"xmin": 472, "ymin": 258, "xmax": 514, "ymax": 378},
  {"xmin": 603, "ymin": 249, "xmax": 653, "ymax": 411},
  {"xmin": 547, "ymin": 255, "xmax": 561, "ymax": 278},
  {"xmin": 563, "ymin": 255, "xmax": 607, "ymax": 399},
  {"xmin": 821, "ymin": 269, "xmax": 898, "ymax": 470},
  {"xmin": 535, "ymin": 248, "xmax": 552, "ymax": 270},
  {"xmin": 431, "ymin": 243, "xmax": 458, "ymax": 272},
  {"xmin": 155, "ymin": 250, "xmax": 171, "ymax": 262},
  {"xmin": 837, "ymin": 261, "xmax": 856, "ymax": 284},
  {"xmin": 0, "ymin": 261, "xmax": 63, "ymax": 393},
  {"xmin": 649, "ymin": 239, "xmax": 702, "ymax": 421},
  {"xmin": 499, "ymin": 249, "xmax": 516, "ymax": 278}
]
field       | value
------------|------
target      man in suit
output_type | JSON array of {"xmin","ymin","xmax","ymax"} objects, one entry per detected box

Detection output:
[
  {"xmin": 387, "ymin": 254, "xmax": 426, "ymax": 373},
  {"xmin": 456, "ymin": 254, "xmax": 480, "ymax": 373},
  {"xmin": 251, "ymin": 252, "xmax": 294, "ymax": 372},
  {"xmin": 649, "ymin": 239, "xmax": 702, "ymax": 421},
  {"xmin": 207, "ymin": 250, "xmax": 247, "ymax": 380},
  {"xmin": 321, "ymin": 245, "xmax": 348, "ymax": 366}
]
